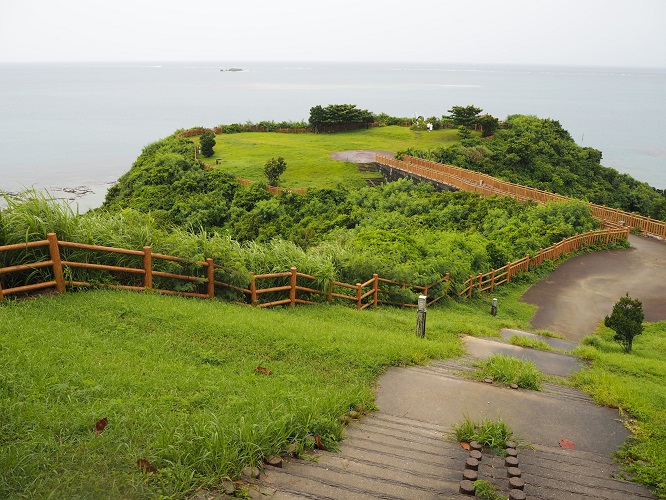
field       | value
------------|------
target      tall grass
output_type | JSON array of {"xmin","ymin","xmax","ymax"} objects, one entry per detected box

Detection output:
[
  {"xmin": 451, "ymin": 415, "xmax": 515, "ymax": 450},
  {"xmin": 473, "ymin": 354, "xmax": 543, "ymax": 390},
  {"xmin": 573, "ymin": 322, "xmax": 666, "ymax": 498},
  {"xmin": 0, "ymin": 290, "xmax": 463, "ymax": 498}
]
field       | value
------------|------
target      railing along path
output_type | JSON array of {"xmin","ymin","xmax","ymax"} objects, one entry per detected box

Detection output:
[
  {"xmin": 376, "ymin": 154, "xmax": 666, "ymax": 239},
  {"xmin": 0, "ymin": 225, "xmax": 628, "ymax": 308}
]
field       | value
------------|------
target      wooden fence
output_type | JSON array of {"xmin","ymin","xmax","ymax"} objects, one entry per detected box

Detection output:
[
  {"xmin": 236, "ymin": 177, "xmax": 308, "ymax": 196},
  {"xmin": 0, "ymin": 226, "xmax": 627, "ymax": 307},
  {"xmin": 376, "ymin": 154, "xmax": 666, "ymax": 239}
]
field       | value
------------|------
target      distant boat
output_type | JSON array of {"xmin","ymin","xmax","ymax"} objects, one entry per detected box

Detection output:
[{"xmin": 221, "ymin": 68, "xmax": 244, "ymax": 72}]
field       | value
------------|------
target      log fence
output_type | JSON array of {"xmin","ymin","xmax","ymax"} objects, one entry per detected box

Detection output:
[{"xmin": 376, "ymin": 154, "xmax": 666, "ymax": 239}]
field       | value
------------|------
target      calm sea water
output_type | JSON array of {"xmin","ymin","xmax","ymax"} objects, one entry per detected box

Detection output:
[{"xmin": 1, "ymin": 61, "xmax": 665, "ymax": 210}]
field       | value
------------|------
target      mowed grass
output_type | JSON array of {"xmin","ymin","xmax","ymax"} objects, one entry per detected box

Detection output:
[
  {"xmin": 0, "ymin": 290, "xmax": 478, "ymax": 499},
  {"xmin": 203, "ymin": 126, "xmax": 460, "ymax": 188},
  {"xmin": 572, "ymin": 322, "xmax": 666, "ymax": 497}
]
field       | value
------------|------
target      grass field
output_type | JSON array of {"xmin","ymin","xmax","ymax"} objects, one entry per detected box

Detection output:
[
  {"xmin": 573, "ymin": 323, "xmax": 666, "ymax": 497},
  {"xmin": 0, "ymin": 281, "xmax": 535, "ymax": 499},
  {"xmin": 200, "ymin": 126, "xmax": 460, "ymax": 188}
]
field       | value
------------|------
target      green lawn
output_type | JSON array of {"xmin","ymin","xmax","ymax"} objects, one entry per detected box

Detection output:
[
  {"xmin": 2, "ymin": 262, "xmax": 665, "ymax": 498},
  {"xmin": 573, "ymin": 323, "xmax": 666, "ymax": 497},
  {"xmin": 0, "ymin": 280, "xmax": 536, "ymax": 499},
  {"xmin": 201, "ymin": 126, "xmax": 460, "ymax": 188}
]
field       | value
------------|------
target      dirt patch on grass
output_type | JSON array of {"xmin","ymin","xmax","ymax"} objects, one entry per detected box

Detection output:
[{"xmin": 330, "ymin": 150, "xmax": 394, "ymax": 163}]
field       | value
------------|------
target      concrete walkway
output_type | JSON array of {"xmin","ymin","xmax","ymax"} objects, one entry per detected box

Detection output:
[{"xmin": 239, "ymin": 235, "xmax": 664, "ymax": 499}]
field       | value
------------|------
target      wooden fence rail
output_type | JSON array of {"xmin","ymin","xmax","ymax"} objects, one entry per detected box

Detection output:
[
  {"xmin": 0, "ymin": 226, "xmax": 628, "ymax": 307},
  {"xmin": 376, "ymin": 154, "xmax": 666, "ymax": 239}
]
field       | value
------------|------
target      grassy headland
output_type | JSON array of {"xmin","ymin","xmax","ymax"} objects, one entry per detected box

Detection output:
[
  {"xmin": 3, "ymin": 114, "xmax": 666, "ymax": 498},
  {"xmin": 199, "ymin": 126, "xmax": 459, "ymax": 188}
]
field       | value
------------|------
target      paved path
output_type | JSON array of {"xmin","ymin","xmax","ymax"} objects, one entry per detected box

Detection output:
[
  {"xmin": 240, "ymin": 230, "xmax": 664, "ymax": 499},
  {"xmin": 523, "ymin": 234, "xmax": 666, "ymax": 342}
]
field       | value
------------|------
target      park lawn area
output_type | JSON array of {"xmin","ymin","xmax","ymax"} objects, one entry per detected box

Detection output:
[
  {"xmin": 0, "ymin": 280, "xmax": 537, "ymax": 499},
  {"xmin": 572, "ymin": 322, "xmax": 666, "ymax": 498},
  {"xmin": 201, "ymin": 126, "xmax": 461, "ymax": 189}
]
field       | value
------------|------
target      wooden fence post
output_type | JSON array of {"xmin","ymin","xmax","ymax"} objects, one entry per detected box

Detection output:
[
  {"xmin": 506, "ymin": 262, "xmax": 512, "ymax": 283},
  {"xmin": 356, "ymin": 283, "xmax": 362, "ymax": 310},
  {"xmin": 206, "ymin": 258, "xmax": 215, "ymax": 299},
  {"xmin": 372, "ymin": 274, "xmax": 379, "ymax": 307},
  {"xmin": 328, "ymin": 279, "xmax": 333, "ymax": 303},
  {"xmin": 143, "ymin": 246, "xmax": 152, "ymax": 289},
  {"xmin": 47, "ymin": 233, "xmax": 65, "ymax": 293},
  {"xmin": 250, "ymin": 273, "xmax": 257, "ymax": 305},
  {"xmin": 290, "ymin": 267, "xmax": 297, "ymax": 307},
  {"xmin": 0, "ymin": 280, "xmax": 4, "ymax": 302}
]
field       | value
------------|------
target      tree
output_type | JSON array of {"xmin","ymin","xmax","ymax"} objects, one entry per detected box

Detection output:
[
  {"xmin": 477, "ymin": 114, "xmax": 499, "ymax": 138},
  {"xmin": 264, "ymin": 157, "xmax": 287, "ymax": 186},
  {"xmin": 308, "ymin": 104, "xmax": 375, "ymax": 132},
  {"xmin": 604, "ymin": 293, "xmax": 644, "ymax": 353},
  {"xmin": 200, "ymin": 131, "xmax": 216, "ymax": 158},
  {"xmin": 447, "ymin": 105, "xmax": 483, "ymax": 127}
]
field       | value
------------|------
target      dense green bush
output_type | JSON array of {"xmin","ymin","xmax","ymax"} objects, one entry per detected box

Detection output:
[{"xmin": 403, "ymin": 114, "xmax": 665, "ymax": 218}]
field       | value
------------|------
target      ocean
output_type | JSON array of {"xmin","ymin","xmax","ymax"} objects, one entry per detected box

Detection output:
[{"xmin": 1, "ymin": 61, "xmax": 665, "ymax": 210}]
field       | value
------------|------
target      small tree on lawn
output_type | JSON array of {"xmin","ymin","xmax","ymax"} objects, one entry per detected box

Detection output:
[
  {"xmin": 604, "ymin": 293, "xmax": 644, "ymax": 353},
  {"xmin": 264, "ymin": 157, "xmax": 287, "ymax": 186},
  {"xmin": 200, "ymin": 131, "xmax": 216, "ymax": 158}
]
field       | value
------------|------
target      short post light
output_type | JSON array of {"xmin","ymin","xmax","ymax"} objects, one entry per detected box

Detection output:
[
  {"xmin": 491, "ymin": 298, "xmax": 498, "ymax": 316},
  {"xmin": 416, "ymin": 295, "xmax": 427, "ymax": 338}
]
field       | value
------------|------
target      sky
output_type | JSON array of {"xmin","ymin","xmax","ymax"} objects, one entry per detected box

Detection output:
[{"xmin": 1, "ymin": 0, "xmax": 665, "ymax": 68}]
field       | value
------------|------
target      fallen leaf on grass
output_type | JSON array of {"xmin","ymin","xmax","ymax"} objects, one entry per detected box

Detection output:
[
  {"xmin": 460, "ymin": 442, "xmax": 471, "ymax": 450},
  {"xmin": 94, "ymin": 417, "xmax": 108, "ymax": 435},
  {"xmin": 314, "ymin": 435, "xmax": 327, "ymax": 451},
  {"xmin": 559, "ymin": 438, "xmax": 575, "ymax": 449},
  {"xmin": 137, "ymin": 458, "xmax": 158, "ymax": 473},
  {"xmin": 255, "ymin": 366, "xmax": 272, "ymax": 375}
]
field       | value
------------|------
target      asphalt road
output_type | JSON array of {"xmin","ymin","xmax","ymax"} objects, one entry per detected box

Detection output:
[{"xmin": 522, "ymin": 235, "xmax": 666, "ymax": 342}]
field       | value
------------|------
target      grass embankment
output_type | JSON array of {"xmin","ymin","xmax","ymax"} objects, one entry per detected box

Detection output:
[
  {"xmin": 0, "ymin": 285, "xmax": 533, "ymax": 499},
  {"xmin": 573, "ymin": 323, "xmax": 666, "ymax": 497},
  {"xmin": 201, "ymin": 126, "xmax": 459, "ymax": 188}
]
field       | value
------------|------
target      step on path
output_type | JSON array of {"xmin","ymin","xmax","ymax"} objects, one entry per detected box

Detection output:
[{"xmin": 242, "ymin": 337, "xmax": 656, "ymax": 499}]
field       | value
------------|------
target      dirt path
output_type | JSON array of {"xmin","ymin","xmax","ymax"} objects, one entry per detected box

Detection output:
[
  {"xmin": 330, "ymin": 150, "xmax": 394, "ymax": 163},
  {"xmin": 522, "ymin": 235, "xmax": 666, "ymax": 342}
]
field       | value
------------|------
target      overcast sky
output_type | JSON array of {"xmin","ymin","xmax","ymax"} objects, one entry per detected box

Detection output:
[{"xmin": 1, "ymin": 0, "xmax": 664, "ymax": 67}]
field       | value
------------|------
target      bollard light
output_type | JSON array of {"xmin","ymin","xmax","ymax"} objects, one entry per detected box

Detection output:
[
  {"xmin": 491, "ymin": 298, "xmax": 498, "ymax": 316},
  {"xmin": 416, "ymin": 295, "xmax": 427, "ymax": 338}
]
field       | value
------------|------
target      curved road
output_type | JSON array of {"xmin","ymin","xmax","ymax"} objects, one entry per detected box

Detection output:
[{"xmin": 522, "ymin": 235, "xmax": 666, "ymax": 342}]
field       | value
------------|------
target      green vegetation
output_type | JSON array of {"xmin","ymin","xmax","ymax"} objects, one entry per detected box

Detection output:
[
  {"xmin": 573, "ymin": 321, "xmax": 666, "ymax": 497},
  {"xmin": 473, "ymin": 354, "xmax": 543, "ymax": 390},
  {"xmin": 5, "ymin": 180, "xmax": 605, "ymax": 300},
  {"xmin": 508, "ymin": 334, "xmax": 554, "ymax": 351},
  {"xmin": 404, "ymin": 114, "xmax": 666, "ymax": 218},
  {"xmin": 451, "ymin": 415, "xmax": 515, "ymax": 450},
  {"xmin": 604, "ymin": 293, "xmax": 645, "ymax": 353},
  {"xmin": 473, "ymin": 480, "xmax": 507, "ymax": 500},
  {"xmin": 199, "ymin": 130, "xmax": 215, "ymax": 158},
  {"xmin": 308, "ymin": 103, "xmax": 375, "ymax": 132},
  {"xmin": 204, "ymin": 125, "xmax": 459, "ymax": 188},
  {"xmin": 3, "ymin": 109, "xmax": 666, "ymax": 498},
  {"xmin": 263, "ymin": 156, "xmax": 287, "ymax": 186},
  {"xmin": 0, "ymin": 290, "xmax": 469, "ymax": 498}
]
